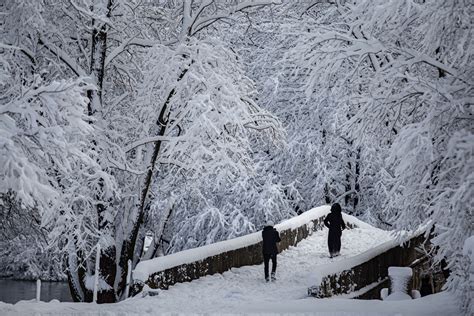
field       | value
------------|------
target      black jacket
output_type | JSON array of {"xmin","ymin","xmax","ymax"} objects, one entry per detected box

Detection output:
[
  {"xmin": 324, "ymin": 212, "xmax": 346, "ymax": 233},
  {"xmin": 262, "ymin": 226, "xmax": 281, "ymax": 255}
]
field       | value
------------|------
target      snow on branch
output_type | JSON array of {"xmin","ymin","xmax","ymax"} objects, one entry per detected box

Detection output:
[
  {"xmin": 124, "ymin": 135, "xmax": 193, "ymax": 153},
  {"xmin": 38, "ymin": 36, "xmax": 87, "ymax": 77},
  {"xmin": 68, "ymin": 0, "xmax": 114, "ymax": 28},
  {"xmin": 0, "ymin": 43, "xmax": 36, "ymax": 65},
  {"xmin": 188, "ymin": 0, "xmax": 282, "ymax": 37},
  {"xmin": 104, "ymin": 38, "xmax": 177, "ymax": 67}
]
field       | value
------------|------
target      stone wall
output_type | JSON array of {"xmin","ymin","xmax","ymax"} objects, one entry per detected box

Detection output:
[
  {"xmin": 308, "ymin": 234, "xmax": 437, "ymax": 299},
  {"xmin": 132, "ymin": 212, "xmax": 356, "ymax": 295}
]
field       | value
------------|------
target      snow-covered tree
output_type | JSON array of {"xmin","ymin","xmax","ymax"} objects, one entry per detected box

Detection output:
[
  {"xmin": 220, "ymin": 2, "xmax": 371, "ymax": 218},
  {"xmin": 127, "ymin": 34, "xmax": 285, "ymax": 257},
  {"xmin": 288, "ymin": 0, "xmax": 473, "ymax": 311},
  {"xmin": 1, "ymin": 0, "xmax": 284, "ymax": 303}
]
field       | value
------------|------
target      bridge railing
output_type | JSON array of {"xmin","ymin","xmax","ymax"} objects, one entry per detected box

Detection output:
[
  {"xmin": 307, "ymin": 232, "xmax": 429, "ymax": 299},
  {"xmin": 132, "ymin": 206, "xmax": 365, "ymax": 294}
]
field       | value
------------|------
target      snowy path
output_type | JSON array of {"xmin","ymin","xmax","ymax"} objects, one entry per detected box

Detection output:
[{"xmin": 140, "ymin": 227, "xmax": 393, "ymax": 312}]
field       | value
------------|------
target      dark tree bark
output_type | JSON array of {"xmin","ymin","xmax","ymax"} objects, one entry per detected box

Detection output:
[
  {"xmin": 67, "ymin": 0, "xmax": 118, "ymax": 303},
  {"xmin": 117, "ymin": 65, "xmax": 191, "ymax": 298}
]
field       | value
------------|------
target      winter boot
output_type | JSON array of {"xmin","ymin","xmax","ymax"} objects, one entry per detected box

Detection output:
[{"xmin": 271, "ymin": 272, "xmax": 276, "ymax": 282}]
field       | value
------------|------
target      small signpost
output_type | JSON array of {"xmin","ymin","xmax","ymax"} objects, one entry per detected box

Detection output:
[
  {"xmin": 93, "ymin": 244, "xmax": 101, "ymax": 303},
  {"xmin": 36, "ymin": 279, "xmax": 41, "ymax": 302}
]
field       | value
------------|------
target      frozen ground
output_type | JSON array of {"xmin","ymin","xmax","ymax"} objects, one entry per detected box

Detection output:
[{"xmin": 0, "ymin": 227, "xmax": 462, "ymax": 315}]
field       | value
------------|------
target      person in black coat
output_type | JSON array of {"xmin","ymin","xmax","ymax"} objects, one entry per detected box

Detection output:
[
  {"xmin": 262, "ymin": 220, "xmax": 281, "ymax": 282},
  {"xmin": 324, "ymin": 203, "xmax": 346, "ymax": 258}
]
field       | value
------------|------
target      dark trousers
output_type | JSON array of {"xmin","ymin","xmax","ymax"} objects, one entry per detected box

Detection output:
[
  {"xmin": 263, "ymin": 253, "xmax": 277, "ymax": 279},
  {"xmin": 328, "ymin": 229, "xmax": 342, "ymax": 254}
]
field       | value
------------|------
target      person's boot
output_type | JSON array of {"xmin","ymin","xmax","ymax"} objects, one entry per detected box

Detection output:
[
  {"xmin": 271, "ymin": 272, "xmax": 276, "ymax": 282},
  {"xmin": 265, "ymin": 276, "xmax": 270, "ymax": 282}
]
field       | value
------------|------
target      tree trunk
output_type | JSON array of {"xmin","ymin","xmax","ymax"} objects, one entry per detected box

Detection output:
[
  {"xmin": 117, "ymin": 65, "xmax": 191, "ymax": 299},
  {"xmin": 67, "ymin": 0, "xmax": 118, "ymax": 303},
  {"xmin": 87, "ymin": 0, "xmax": 112, "ymax": 116}
]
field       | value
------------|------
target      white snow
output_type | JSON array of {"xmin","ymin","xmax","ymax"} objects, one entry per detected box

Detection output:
[
  {"xmin": 305, "ymin": 234, "xmax": 422, "ymax": 287},
  {"xmin": 133, "ymin": 206, "xmax": 378, "ymax": 283},
  {"xmin": 0, "ymin": 224, "xmax": 461, "ymax": 315},
  {"xmin": 0, "ymin": 291, "xmax": 460, "ymax": 315},
  {"xmin": 83, "ymin": 274, "xmax": 112, "ymax": 292},
  {"xmin": 388, "ymin": 267, "xmax": 413, "ymax": 277},
  {"xmin": 335, "ymin": 278, "xmax": 388, "ymax": 299},
  {"xmin": 133, "ymin": 205, "xmax": 331, "ymax": 282},
  {"xmin": 140, "ymin": 226, "xmax": 392, "ymax": 308},
  {"xmin": 463, "ymin": 235, "xmax": 474, "ymax": 264},
  {"xmin": 463, "ymin": 235, "xmax": 474, "ymax": 288},
  {"xmin": 383, "ymin": 267, "xmax": 414, "ymax": 301},
  {"xmin": 384, "ymin": 292, "xmax": 413, "ymax": 301}
]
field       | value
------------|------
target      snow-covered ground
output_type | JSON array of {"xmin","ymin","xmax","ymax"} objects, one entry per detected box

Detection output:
[{"xmin": 0, "ymin": 225, "xmax": 462, "ymax": 315}]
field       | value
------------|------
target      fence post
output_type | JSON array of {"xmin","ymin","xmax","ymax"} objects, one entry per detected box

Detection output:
[
  {"xmin": 36, "ymin": 279, "xmax": 41, "ymax": 302},
  {"xmin": 93, "ymin": 244, "xmax": 101, "ymax": 303},
  {"xmin": 124, "ymin": 259, "xmax": 132, "ymax": 299}
]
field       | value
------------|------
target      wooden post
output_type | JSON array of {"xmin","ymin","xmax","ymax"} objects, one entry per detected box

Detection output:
[
  {"xmin": 124, "ymin": 259, "xmax": 132, "ymax": 299},
  {"xmin": 93, "ymin": 244, "xmax": 101, "ymax": 303},
  {"xmin": 36, "ymin": 279, "xmax": 41, "ymax": 302}
]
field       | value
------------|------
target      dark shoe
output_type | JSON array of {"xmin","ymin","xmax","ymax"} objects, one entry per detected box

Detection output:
[
  {"xmin": 265, "ymin": 277, "xmax": 270, "ymax": 282},
  {"xmin": 271, "ymin": 272, "xmax": 276, "ymax": 282}
]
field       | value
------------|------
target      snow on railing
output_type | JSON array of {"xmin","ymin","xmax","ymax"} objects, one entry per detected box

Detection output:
[
  {"xmin": 133, "ymin": 205, "xmax": 327, "ymax": 283},
  {"xmin": 308, "ymin": 229, "xmax": 428, "ymax": 299}
]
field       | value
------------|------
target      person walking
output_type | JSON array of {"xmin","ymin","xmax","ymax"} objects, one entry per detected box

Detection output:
[
  {"xmin": 324, "ymin": 203, "xmax": 346, "ymax": 258},
  {"xmin": 262, "ymin": 220, "xmax": 281, "ymax": 282}
]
